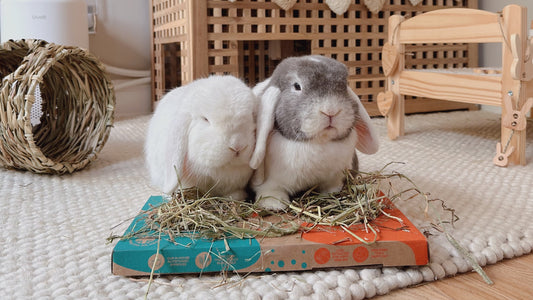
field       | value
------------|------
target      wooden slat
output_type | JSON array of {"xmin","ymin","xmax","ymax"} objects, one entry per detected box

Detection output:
[
  {"xmin": 207, "ymin": 48, "xmax": 239, "ymax": 56},
  {"xmin": 153, "ymin": 20, "xmax": 188, "ymax": 33},
  {"xmin": 387, "ymin": 14, "xmax": 405, "ymax": 139},
  {"xmin": 399, "ymin": 70, "xmax": 502, "ymax": 106},
  {"xmin": 207, "ymin": 17, "xmax": 388, "ymax": 27},
  {"xmin": 152, "ymin": 4, "xmax": 187, "ymax": 19},
  {"xmin": 150, "ymin": 0, "xmax": 157, "ymax": 106},
  {"xmin": 399, "ymin": 8, "xmax": 501, "ymax": 44},
  {"xmin": 364, "ymin": 99, "xmax": 479, "ymax": 117},
  {"xmin": 188, "ymin": 0, "xmax": 209, "ymax": 79},
  {"xmin": 500, "ymin": 5, "xmax": 528, "ymax": 166}
]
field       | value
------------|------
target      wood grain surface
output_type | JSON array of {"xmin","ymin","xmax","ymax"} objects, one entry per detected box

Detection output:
[{"xmin": 375, "ymin": 253, "xmax": 533, "ymax": 299}]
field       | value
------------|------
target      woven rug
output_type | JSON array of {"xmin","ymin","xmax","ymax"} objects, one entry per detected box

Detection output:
[{"xmin": 1, "ymin": 110, "xmax": 531, "ymax": 299}]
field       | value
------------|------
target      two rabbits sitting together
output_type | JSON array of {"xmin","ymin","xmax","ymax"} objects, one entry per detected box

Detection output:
[{"xmin": 145, "ymin": 55, "xmax": 379, "ymax": 211}]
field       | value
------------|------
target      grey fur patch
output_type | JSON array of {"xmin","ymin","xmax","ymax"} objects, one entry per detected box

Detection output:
[{"xmin": 268, "ymin": 55, "xmax": 358, "ymax": 141}]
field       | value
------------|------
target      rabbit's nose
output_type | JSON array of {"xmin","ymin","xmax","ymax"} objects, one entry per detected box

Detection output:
[
  {"xmin": 320, "ymin": 110, "xmax": 342, "ymax": 124},
  {"xmin": 229, "ymin": 145, "xmax": 248, "ymax": 156},
  {"xmin": 320, "ymin": 110, "xmax": 341, "ymax": 118}
]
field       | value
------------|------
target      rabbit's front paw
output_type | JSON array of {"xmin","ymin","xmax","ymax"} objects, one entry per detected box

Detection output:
[{"xmin": 255, "ymin": 191, "xmax": 289, "ymax": 211}]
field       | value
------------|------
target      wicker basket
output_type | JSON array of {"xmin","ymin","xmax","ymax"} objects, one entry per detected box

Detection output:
[{"xmin": 0, "ymin": 39, "xmax": 115, "ymax": 174}]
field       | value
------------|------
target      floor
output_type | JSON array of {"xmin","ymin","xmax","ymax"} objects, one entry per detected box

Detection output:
[{"xmin": 375, "ymin": 253, "xmax": 533, "ymax": 299}]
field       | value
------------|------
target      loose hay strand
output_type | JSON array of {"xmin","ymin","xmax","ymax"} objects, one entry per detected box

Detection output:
[{"xmin": 145, "ymin": 215, "xmax": 163, "ymax": 300}]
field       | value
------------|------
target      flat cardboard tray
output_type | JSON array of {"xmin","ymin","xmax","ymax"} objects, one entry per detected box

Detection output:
[{"xmin": 112, "ymin": 195, "xmax": 429, "ymax": 276}]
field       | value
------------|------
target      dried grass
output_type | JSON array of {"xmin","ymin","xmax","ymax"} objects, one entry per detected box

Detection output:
[
  {"xmin": 110, "ymin": 166, "xmax": 410, "ymax": 243},
  {"xmin": 109, "ymin": 163, "xmax": 492, "ymax": 290}
]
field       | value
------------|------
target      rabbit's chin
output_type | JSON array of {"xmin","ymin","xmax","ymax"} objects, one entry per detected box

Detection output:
[
  {"xmin": 189, "ymin": 152, "xmax": 251, "ymax": 170},
  {"xmin": 308, "ymin": 127, "xmax": 352, "ymax": 143},
  {"xmin": 188, "ymin": 153, "xmax": 251, "ymax": 177},
  {"xmin": 185, "ymin": 163, "xmax": 253, "ymax": 200}
]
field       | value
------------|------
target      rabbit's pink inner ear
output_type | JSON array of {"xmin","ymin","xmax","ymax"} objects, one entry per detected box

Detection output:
[{"xmin": 355, "ymin": 121, "xmax": 379, "ymax": 154}]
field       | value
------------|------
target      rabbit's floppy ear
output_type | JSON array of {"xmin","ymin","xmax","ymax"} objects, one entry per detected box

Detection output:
[
  {"xmin": 252, "ymin": 78, "xmax": 271, "ymax": 96},
  {"xmin": 347, "ymin": 87, "xmax": 379, "ymax": 155},
  {"xmin": 250, "ymin": 84, "xmax": 281, "ymax": 169},
  {"xmin": 162, "ymin": 114, "xmax": 192, "ymax": 193}
]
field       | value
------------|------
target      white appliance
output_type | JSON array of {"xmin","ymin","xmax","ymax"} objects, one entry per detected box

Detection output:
[
  {"xmin": 1, "ymin": 0, "xmax": 152, "ymax": 118},
  {"xmin": 0, "ymin": 0, "xmax": 89, "ymax": 48},
  {"xmin": 1, "ymin": 0, "xmax": 91, "ymax": 126}
]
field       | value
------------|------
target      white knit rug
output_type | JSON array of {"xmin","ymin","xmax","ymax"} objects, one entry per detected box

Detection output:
[{"xmin": 1, "ymin": 110, "xmax": 532, "ymax": 299}]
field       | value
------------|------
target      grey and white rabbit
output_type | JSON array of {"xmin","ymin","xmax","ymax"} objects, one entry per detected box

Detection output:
[
  {"xmin": 145, "ymin": 75, "xmax": 257, "ymax": 200},
  {"xmin": 250, "ymin": 55, "xmax": 379, "ymax": 210}
]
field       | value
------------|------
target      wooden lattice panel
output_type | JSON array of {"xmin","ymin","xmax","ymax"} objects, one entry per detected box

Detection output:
[{"xmin": 150, "ymin": 0, "xmax": 479, "ymax": 115}]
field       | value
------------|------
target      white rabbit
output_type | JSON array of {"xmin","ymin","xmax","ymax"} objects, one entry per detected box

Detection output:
[
  {"xmin": 145, "ymin": 75, "xmax": 257, "ymax": 200},
  {"xmin": 250, "ymin": 55, "xmax": 379, "ymax": 210}
]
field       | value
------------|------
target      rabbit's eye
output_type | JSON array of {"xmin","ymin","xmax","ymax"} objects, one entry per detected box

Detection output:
[
  {"xmin": 293, "ymin": 83, "xmax": 301, "ymax": 91},
  {"xmin": 202, "ymin": 116, "xmax": 210, "ymax": 124}
]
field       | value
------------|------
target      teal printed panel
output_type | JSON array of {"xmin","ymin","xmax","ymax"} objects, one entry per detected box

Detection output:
[{"xmin": 112, "ymin": 196, "xmax": 261, "ymax": 274}]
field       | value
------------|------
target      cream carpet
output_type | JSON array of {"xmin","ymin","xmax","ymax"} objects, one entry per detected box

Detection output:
[{"xmin": 1, "ymin": 110, "xmax": 532, "ymax": 299}]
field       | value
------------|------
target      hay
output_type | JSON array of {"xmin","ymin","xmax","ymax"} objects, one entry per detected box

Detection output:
[
  {"xmin": 0, "ymin": 39, "xmax": 115, "ymax": 174},
  {"xmin": 109, "ymin": 166, "xmax": 424, "ymax": 243},
  {"xmin": 115, "ymin": 188, "xmax": 301, "ymax": 242},
  {"xmin": 109, "ymin": 163, "xmax": 492, "ymax": 287}
]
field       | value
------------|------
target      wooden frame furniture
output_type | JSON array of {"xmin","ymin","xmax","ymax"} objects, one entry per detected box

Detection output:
[
  {"xmin": 378, "ymin": 5, "xmax": 532, "ymax": 166},
  {"xmin": 150, "ymin": 0, "xmax": 478, "ymax": 116}
]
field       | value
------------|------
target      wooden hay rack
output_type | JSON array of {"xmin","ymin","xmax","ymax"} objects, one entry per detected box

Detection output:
[{"xmin": 378, "ymin": 4, "xmax": 532, "ymax": 166}]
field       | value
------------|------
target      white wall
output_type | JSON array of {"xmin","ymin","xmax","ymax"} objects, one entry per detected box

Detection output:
[
  {"xmin": 479, "ymin": 0, "xmax": 533, "ymax": 67},
  {"xmin": 87, "ymin": 0, "xmax": 152, "ymax": 119}
]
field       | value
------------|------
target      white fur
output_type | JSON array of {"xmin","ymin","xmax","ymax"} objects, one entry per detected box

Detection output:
[
  {"xmin": 306, "ymin": 56, "xmax": 323, "ymax": 63},
  {"xmin": 250, "ymin": 86, "xmax": 279, "ymax": 170},
  {"xmin": 253, "ymin": 130, "xmax": 357, "ymax": 210},
  {"xmin": 145, "ymin": 75, "xmax": 257, "ymax": 199}
]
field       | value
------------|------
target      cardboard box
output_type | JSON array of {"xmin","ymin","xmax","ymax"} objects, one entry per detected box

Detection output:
[{"xmin": 112, "ymin": 196, "xmax": 429, "ymax": 276}]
